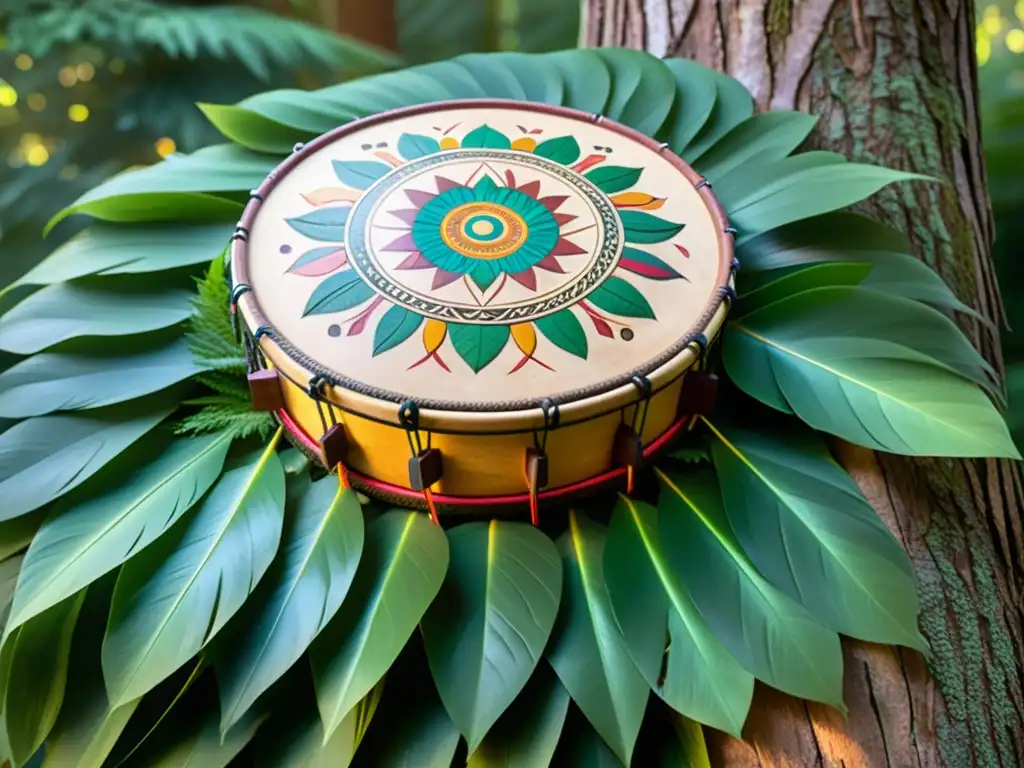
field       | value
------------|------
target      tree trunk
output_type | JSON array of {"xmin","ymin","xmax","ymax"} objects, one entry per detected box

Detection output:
[
  {"xmin": 584, "ymin": 2, "xmax": 1024, "ymax": 766},
  {"xmin": 319, "ymin": 0, "xmax": 398, "ymax": 51}
]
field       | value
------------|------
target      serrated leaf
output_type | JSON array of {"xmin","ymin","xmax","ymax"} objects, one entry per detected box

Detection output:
[
  {"xmin": 398, "ymin": 133, "xmax": 442, "ymax": 160},
  {"xmin": 467, "ymin": 664, "xmax": 570, "ymax": 768},
  {"xmin": 421, "ymin": 521, "xmax": 563, "ymax": 752},
  {"xmin": 619, "ymin": 210, "xmax": 684, "ymax": 244},
  {"xmin": 286, "ymin": 207, "xmax": 351, "ymax": 242},
  {"xmin": 0, "ymin": 397, "xmax": 176, "ymax": 521},
  {"xmin": 102, "ymin": 431, "xmax": 286, "ymax": 706},
  {"xmin": 0, "ymin": 338, "xmax": 202, "ymax": 419},
  {"xmin": 332, "ymin": 160, "xmax": 392, "ymax": 190},
  {"xmin": 217, "ymin": 480, "xmax": 364, "ymax": 733},
  {"xmin": 448, "ymin": 324, "xmax": 511, "ymax": 373},
  {"xmin": 9, "ymin": 432, "xmax": 232, "ymax": 631},
  {"xmin": 311, "ymin": 511, "xmax": 449, "ymax": 744},
  {"xmin": 535, "ymin": 310, "xmax": 588, "ymax": 359},
  {"xmin": 587, "ymin": 276, "xmax": 655, "ymax": 320},
  {"xmin": 584, "ymin": 166, "xmax": 642, "ymax": 195},
  {"xmin": 603, "ymin": 497, "xmax": 753, "ymax": 736},
  {"xmin": 304, "ymin": 271, "xmax": 376, "ymax": 316},
  {"xmin": 461, "ymin": 125, "xmax": 511, "ymax": 149},
  {"xmin": 533, "ymin": 136, "xmax": 580, "ymax": 164},
  {"xmin": 705, "ymin": 417, "xmax": 927, "ymax": 650},
  {"xmin": 373, "ymin": 305, "xmax": 425, "ymax": 356},
  {"xmin": 546, "ymin": 511, "xmax": 648, "ymax": 765},
  {"xmin": 655, "ymin": 470, "xmax": 846, "ymax": 707}
]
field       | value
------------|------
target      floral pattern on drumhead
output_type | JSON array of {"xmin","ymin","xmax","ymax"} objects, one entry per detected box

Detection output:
[{"xmin": 283, "ymin": 123, "xmax": 691, "ymax": 375}]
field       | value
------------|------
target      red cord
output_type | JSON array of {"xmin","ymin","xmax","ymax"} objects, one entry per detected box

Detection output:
[
  {"xmin": 423, "ymin": 487, "xmax": 440, "ymax": 526},
  {"xmin": 626, "ymin": 465, "xmax": 635, "ymax": 495}
]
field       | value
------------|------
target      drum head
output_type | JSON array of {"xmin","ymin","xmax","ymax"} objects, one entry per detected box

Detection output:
[{"xmin": 236, "ymin": 102, "xmax": 732, "ymax": 412}]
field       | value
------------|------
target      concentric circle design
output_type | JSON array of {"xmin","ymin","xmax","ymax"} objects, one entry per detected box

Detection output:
[{"xmin": 440, "ymin": 202, "xmax": 527, "ymax": 259}]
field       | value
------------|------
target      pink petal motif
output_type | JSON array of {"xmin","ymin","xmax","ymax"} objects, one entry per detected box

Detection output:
[
  {"xmin": 382, "ymin": 233, "xmax": 417, "ymax": 252},
  {"xmin": 675, "ymin": 244, "xmax": 691, "ymax": 258},
  {"xmin": 348, "ymin": 296, "xmax": 385, "ymax": 336},
  {"xmin": 553, "ymin": 213, "xmax": 577, "ymax": 226},
  {"xmin": 505, "ymin": 170, "xmax": 517, "ymax": 188},
  {"xmin": 518, "ymin": 180, "xmax": 541, "ymax": 198},
  {"xmin": 396, "ymin": 252, "xmax": 432, "ymax": 269},
  {"xmin": 405, "ymin": 189, "xmax": 436, "ymax": 208},
  {"xmin": 509, "ymin": 269, "xmax": 537, "ymax": 290},
  {"xmin": 620, "ymin": 257, "xmax": 677, "ymax": 279},
  {"xmin": 551, "ymin": 238, "xmax": 587, "ymax": 256},
  {"xmin": 432, "ymin": 269, "xmax": 462, "ymax": 288},
  {"xmin": 535, "ymin": 254, "xmax": 566, "ymax": 274},
  {"xmin": 289, "ymin": 248, "xmax": 348, "ymax": 277},
  {"xmin": 435, "ymin": 176, "xmax": 461, "ymax": 192},
  {"xmin": 389, "ymin": 209, "xmax": 420, "ymax": 225},
  {"xmin": 538, "ymin": 195, "xmax": 568, "ymax": 211}
]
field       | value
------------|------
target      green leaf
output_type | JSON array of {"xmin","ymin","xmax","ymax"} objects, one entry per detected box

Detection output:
[
  {"xmin": 148, "ymin": 706, "xmax": 264, "ymax": 768},
  {"xmin": 533, "ymin": 136, "xmax": 581, "ymax": 165},
  {"xmin": 596, "ymin": 48, "xmax": 676, "ymax": 137},
  {"xmin": 448, "ymin": 324, "xmax": 511, "ymax": 373},
  {"xmin": 217, "ymin": 481, "xmax": 365, "ymax": 733},
  {"xmin": 603, "ymin": 497, "xmax": 753, "ymax": 736},
  {"xmin": 461, "ymin": 125, "xmax": 512, "ymax": 149},
  {"xmin": 398, "ymin": 133, "xmax": 442, "ymax": 160},
  {"xmin": 449, "ymin": 54, "xmax": 527, "ymax": 100},
  {"xmin": 332, "ymin": 160, "xmax": 392, "ymax": 190},
  {"xmin": 584, "ymin": 166, "xmax": 642, "ymax": 194},
  {"xmin": 0, "ymin": 338, "xmax": 202, "ymax": 419},
  {"xmin": 10, "ymin": 224, "xmax": 232, "ymax": 289},
  {"xmin": 481, "ymin": 52, "xmax": 566, "ymax": 103},
  {"xmin": 373, "ymin": 305, "xmax": 425, "ymax": 356},
  {"xmin": 421, "ymin": 521, "xmax": 562, "ymax": 752},
  {"xmin": 704, "ymin": 417, "xmax": 927, "ymax": 650},
  {"xmin": 0, "ymin": 591, "xmax": 85, "ymax": 768},
  {"xmin": 619, "ymin": 247, "xmax": 683, "ymax": 281},
  {"xmin": 303, "ymin": 271, "xmax": 375, "ymax": 316},
  {"xmin": 199, "ymin": 102, "xmax": 312, "ymax": 155},
  {"xmin": 586, "ymin": 277, "xmax": 655, "ymax": 320},
  {"xmin": 671, "ymin": 714, "xmax": 712, "ymax": 768},
  {"xmin": 546, "ymin": 511, "xmax": 648, "ymax": 765},
  {"xmin": 659, "ymin": 59, "xmax": 718, "ymax": 153},
  {"xmin": 724, "ymin": 287, "xmax": 1017, "ymax": 457},
  {"xmin": 619, "ymin": 210, "xmax": 684, "ymax": 244},
  {"xmin": 693, "ymin": 112, "xmax": 818, "ymax": 183},
  {"xmin": 535, "ymin": 310, "xmax": 588, "ymax": 359},
  {"xmin": 467, "ymin": 664, "xmax": 570, "ymax": 768},
  {"xmin": 681, "ymin": 69, "xmax": 754, "ymax": 161},
  {"xmin": 546, "ymin": 49, "xmax": 611, "ymax": 115},
  {"xmin": 286, "ymin": 207, "xmax": 351, "ymax": 242},
  {"xmin": 364, "ymin": 681, "xmax": 459, "ymax": 768},
  {"xmin": 0, "ymin": 397, "xmax": 175, "ymax": 521},
  {"xmin": 735, "ymin": 262, "xmax": 874, "ymax": 315},
  {"xmin": 311, "ymin": 511, "xmax": 449, "ymax": 744},
  {"xmin": 655, "ymin": 470, "xmax": 845, "ymax": 707},
  {"xmin": 102, "ymin": 432, "xmax": 286, "ymax": 706},
  {"xmin": 9, "ymin": 433, "xmax": 232, "ymax": 631},
  {"xmin": 552, "ymin": 710, "xmax": 623, "ymax": 767}
]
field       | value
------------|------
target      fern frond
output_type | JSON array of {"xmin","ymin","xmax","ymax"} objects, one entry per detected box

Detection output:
[
  {"xmin": 187, "ymin": 253, "xmax": 245, "ymax": 366},
  {"xmin": 174, "ymin": 400, "xmax": 277, "ymax": 441}
]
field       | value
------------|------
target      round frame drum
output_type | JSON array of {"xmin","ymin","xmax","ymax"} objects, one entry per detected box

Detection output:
[{"xmin": 231, "ymin": 101, "xmax": 735, "ymax": 513}]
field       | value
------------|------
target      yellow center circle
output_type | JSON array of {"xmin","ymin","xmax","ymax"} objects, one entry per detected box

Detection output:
[{"xmin": 441, "ymin": 202, "xmax": 527, "ymax": 260}]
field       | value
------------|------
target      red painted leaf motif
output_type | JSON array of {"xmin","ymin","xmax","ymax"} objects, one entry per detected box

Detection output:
[
  {"xmin": 382, "ymin": 233, "xmax": 417, "ymax": 252},
  {"xmin": 347, "ymin": 296, "xmax": 385, "ymax": 336},
  {"xmin": 435, "ymin": 176, "xmax": 461, "ymax": 193},
  {"xmin": 509, "ymin": 269, "xmax": 537, "ymax": 290},
  {"xmin": 539, "ymin": 195, "xmax": 568, "ymax": 211},
  {"xmin": 619, "ymin": 258, "xmax": 678, "ymax": 280},
  {"xmin": 535, "ymin": 254, "xmax": 566, "ymax": 273},
  {"xmin": 518, "ymin": 180, "xmax": 541, "ymax": 198},
  {"xmin": 505, "ymin": 170, "xmax": 517, "ymax": 188},
  {"xmin": 675, "ymin": 244, "xmax": 691, "ymax": 258},
  {"xmin": 553, "ymin": 213, "xmax": 577, "ymax": 226},
  {"xmin": 572, "ymin": 154, "xmax": 606, "ymax": 173},
  {"xmin": 432, "ymin": 270, "xmax": 462, "ymax": 289},
  {"xmin": 589, "ymin": 314, "xmax": 614, "ymax": 337},
  {"xmin": 552, "ymin": 239, "xmax": 587, "ymax": 256}
]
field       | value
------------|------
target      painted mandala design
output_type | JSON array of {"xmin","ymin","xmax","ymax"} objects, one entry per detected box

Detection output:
[{"xmin": 283, "ymin": 123, "xmax": 692, "ymax": 375}]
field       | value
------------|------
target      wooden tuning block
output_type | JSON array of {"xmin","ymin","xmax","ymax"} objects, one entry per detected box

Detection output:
[
  {"xmin": 612, "ymin": 423, "xmax": 643, "ymax": 469},
  {"xmin": 408, "ymin": 448, "xmax": 443, "ymax": 491},
  {"xmin": 524, "ymin": 447, "xmax": 549, "ymax": 489},
  {"xmin": 319, "ymin": 424, "xmax": 348, "ymax": 470},
  {"xmin": 248, "ymin": 369, "xmax": 284, "ymax": 412},
  {"xmin": 678, "ymin": 372, "xmax": 719, "ymax": 416}
]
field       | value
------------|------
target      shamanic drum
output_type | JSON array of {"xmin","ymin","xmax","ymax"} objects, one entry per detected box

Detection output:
[{"xmin": 231, "ymin": 101, "xmax": 735, "ymax": 519}]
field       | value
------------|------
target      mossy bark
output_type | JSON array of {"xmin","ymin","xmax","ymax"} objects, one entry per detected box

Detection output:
[{"xmin": 585, "ymin": 1, "xmax": 1024, "ymax": 765}]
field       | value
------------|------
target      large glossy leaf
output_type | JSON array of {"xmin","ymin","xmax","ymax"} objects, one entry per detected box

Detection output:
[
  {"xmin": 467, "ymin": 664, "xmax": 570, "ymax": 768},
  {"xmin": 217, "ymin": 480, "xmax": 364, "ymax": 733},
  {"xmin": 735, "ymin": 262, "xmax": 874, "ymax": 315},
  {"xmin": 546, "ymin": 511, "xmax": 647, "ymax": 765},
  {"xmin": 0, "ymin": 396, "xmax": 176, "ymax": 521},
  {"xmin": 723, "ymin": 286, "xmax": 1017, "ymax": 457},
  {"xmin": 199, "ymin": 103, "xmax": 314, "ymax": 155},
  {"xmin": 0, "ymin": 591, "xmax": 85, "ymax": 768},
  {"xmin": 484, "ymin": 52, "xmax": 565, "ymax": 104},
  {"xmin": 693, "ymin": 112, "xmax": 817, "ymax": 182},
  {"xmin": 659, "ymin": 59, "xmax": 718, "ymax": 153},
  {"xmin": 595, "ymin": 48, "xmax": 675, "ymax": 137},
  {"xmin": 420, "ymin": 521, "xmax": 562, "ymax": 752},
  {"xmin": 671, "ymin": 714, "xmax": 712, "ymax": 768},
  {"xmin": 361, "ymin": 677, "xmax": 459, "ymax": 768},
  {"xmin": 547, "ymin": 49, "xmax": 611, "ymax": 115},
  {"xmin": 148, "ymin": 706, "xmax": 264, "ymax": 768},
  {"xmin": 603, "ymin": 497, "xmax": 753, "ymax": 736},
  {"xmin": 679, "ymin": 68, "xmax": 754, "ymax": 161},
  {"xmin": 450, "ymin": 54, "xmax": 528, "ymax": 101},
  {"xmin": 9, "ymin": 432, "xmax": 232, "ymax": 631},
  {"xmin": 9, "ymin": 224, "xmax": 232, "ymax": 288},
  {"xmin": 0, "ymin": 338, "xmax": 202, "ymax": 418},
  {"xmin": 656, "ymin": 469, "xmax": 845, "ymax": 707},
  {"xmin": 311, "ymin": 510, "xmax": 449, "ymax": 743},
  {"xmin": 704, "ymin": 417, "xmax": 927, "ymax": 649},
  {"xmin": 102, "ymin": 432, "xmax": 286, "ymax": 706}
]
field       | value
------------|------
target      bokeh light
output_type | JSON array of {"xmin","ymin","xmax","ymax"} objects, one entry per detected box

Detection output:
[
  {"xmin": 67, "ymin": 104, "xmax": 89, "ymax": 122},
  {"xmin": 0, "ymin": 84, "xmax": 18, "ymax": 107},
  {"xmin": 155, "ymin": 137, "xmax": 177, "ymax": 158},
  {"xmin": 58, "ymin": 66, "xmax": 77, "ymax": 87},
  {"xmin": 14, "ymin": 54, "xmax": 32, "ymax": 71},
  {"xmin": 27, "ymin": 93, "xmax": 46, "ymax": 111}
]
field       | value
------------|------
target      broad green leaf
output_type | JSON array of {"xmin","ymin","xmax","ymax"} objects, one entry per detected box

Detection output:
[
  {"xmin": 148, "ymin": 707, "xmax": 264, "ymax": 768},
  {"xmin": 303, "ymin": 271, "xmax": 376, "ymax": 316},
  {"xmin": 0, "ymin": 280, "xmax": 194, "ymax": 355},
  {"xmin": 0, "ymin": 397, "xmax": 175, "ymax": 521},
  {"xmin": 734, "ymin": 262, "xmax": 874, "ymax": 316},
  {"xmin": 0, "ymin": 557, "xmax": 20, "ymax": 633},
  {"xmin": 48, "ymin": 193, "xmax": 242, "ymax": 232},
  {"xmin": 9, "ymin": 432, "xmax": 232, "ymax": 631},
  {"xmin": 462, "ymin": 125, "xmax": 512, "ymax": 149},
  {"xmin": 332, "ymin": 161, "xmax": 392, "ymax": 190},
  {"xmin": 723, "ymin": 287, "xmax": 1017, "ymax": 457},
  {"xmin": 584, "ymin": 166, "xmax": 642, "ymax": 195},
  {"xmin": 660, "ymin": 59, "xmax": 718, "ymax": 153},
  {"xmin": 9, "ymin": 224, "xmax": 232, "ymax": 288},
  {"xmin": 448, "ymin": 324, "xmax": 511, "ymax": 373},
  {"xmin": 546, "ymin": 49, "xmax": 611, "ymax": 115},
  {"xmin": 421, "ymin": 521, "xmax": 562, "ymax": 752},
  {"xmin": 373, "ymin": 305, "xmax": 425, "ymax": 356},
  {"xmin": 619, "ymin": 210, "xmax": 684, "ymax": 244},
  {"xmin": 713, "ymin": 151, "xmax": 847, "ymax": 217},
  {"xmin": 671, "ymin": 714, "xmax": 712, "ymax": 768},
  {"xmin": 217, "ymin": 480, "xmax": 364, "ymax": 733},
  {"xmin": 103, "ymin": 432, "xmax": 286, "ymax": 706},
  {"xmin": 546, "ymin": 511, "xmax": 648, "ymax": 765},
  {"xmin": 595, "ymin": 48, "xmax": 676, "ymax": 137},
  {"xmin": 619, "ymin": 247, "xmax": 682, "ymax": 280},
  {"xmin": 199, "ymin": 102, "xmax": 312, "ymax": 154},
  {"xmin": 705, "ymin": 418, "xmax": 927, "ymax": 649},
  {"xmin": 363, "ymin": 680, "xmax": 459, "ymax": 768},
  {"xmin": 0, "ymin": 338, "xmax": 202, "ymax": 419},
  {"xmin": 551, "ymin": 707, "xmax": 624, "ymax": 767},
  {"xmin": 603, "ymin": 497, "xmax": 753, "ymax": 736},
  {"xmin": 656, "ymin": 470, "xmax": 845, "ymax": 707},
  {"xmin": 311, "ymin": 510, "xmax": 449, "ymax": 743},
  {"xmin": 398, "ymin": 133, "xmax": 442, "ymax": 160},
  {"xmin": 484, "ymin": 52, "xmax": 565, "ymax": 104},
  {"xmin": 286, "ymin": 207, "xmax": 350, "ymax": 242},
  {"xmin": 0, "ymin": 512, "xmax": 45, "ymax": 565},
  {"xmin": 681, "ymin": 68, "xmax": 754, "ymax": 161},
  {"xmin": 693, "ymin": 112, "xmax": 818, "ymax": 182},
  {"xmin": 467, "ymin": 664, "xmax": 570, "ymax": 768},
  {"xmin": 533, "ymin": 136, "xmax": 581, "ymax": 165},
  {"xmin": 535, "ymin": 310, "xmax": 588, "ymax": 359},
  {"xmin": 1, "ymin": 591, "xmax": 85, "ymax": 768},
  {"xmin": 451, "ymin": 54, "xmax": 528, "ymax": 100},
  {"xmin": 587, "ymin": 277, "xmax": 655, "ymax": 319}
]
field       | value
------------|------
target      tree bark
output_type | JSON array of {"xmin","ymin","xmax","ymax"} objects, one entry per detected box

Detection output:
[
  {"xmin": 319, "ymin": 0, "xmax": 397, "ymax": 51},
  {"xmin": 584, "ymin": 1, "xmax": 1024, "ymax": 766}
]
